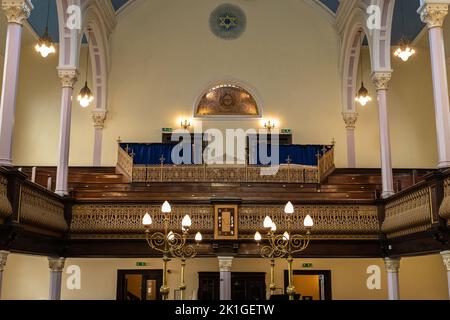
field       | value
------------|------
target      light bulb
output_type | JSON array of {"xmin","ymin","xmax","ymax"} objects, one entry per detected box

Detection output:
[
  {"xmin": 355, "ymin": 83, "xmax": 372, "ymax": 106},
  {"xmin": 35, "ymin": 43, "xmax": 55, "ymax": 58},
  {"xmin": 195, "ymin": 232, "xmax": 202, "ymax": 242},
  {"xmin": 182, "ymin": 215, "xmax": 192, "ymax": 228},
  {"xmin": 283, "ymin": 231, "xmax": 290, "ymax": 241},
  {"xmin": 254, "ymin": 231, "xmax": 262, "ymax": 242},
  {"xmin": 142, "ymin": 213, "xmax": 152, "ymax": 226},
  {"xmin": 271, "ymin": 222, "xmax": 277, "ymax": 232},
  {"xmin": 284, "ymin": 201, "xmax": 294, "ymax": 214},
  {"xmin": 162, "ymin": 201, "xmax": 171, "ymax": 213},
  {"xmin": 77, "ymin": 82, "xmax": 94, "ymax": 108},
  {"xmin": 263, "ymin": 216, "xmax": 273, "ymax": 229},
  {"xmin": 168, "ymin": 231, "xmax": 175, "ymax": 241},
  {"xmin": 304, "ymin": 215, "xmax": 314, "ymax": 228}
]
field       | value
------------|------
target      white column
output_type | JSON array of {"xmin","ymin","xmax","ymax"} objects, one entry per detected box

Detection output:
[
  {"xmin": 0, "ymin": 0, "xmax": 32, "ymax": 166},
  {"xmin": 218, "ymin": 256, "xmax": 233, "ymax": 300},
  {"xmin": 92, "ymin": 109, "xmax": 107, "ymax": 166},
  {"xmin": 0, "ymin": 251, "xmax": 9, "ymax": 300},
  {"xmin": 342, "ymin": 113, "xmax": 358, "ymax": 168},
  {"xmin": 384, "ymin": 257, "xmax": 401, "ymax": 300},
  {"xmin": 55, "ymin": 69, "xmax": 78, "ymax": 196},
  {"xmin": 441, "ymin": 251, "xmax": 450, "ymax": 299},
  {"xmin": 419, "ymin": 1, "xmax": 450, "ymax": 168},
  {"xmin": 48, "ymin": 257, "xmax": 65, "ymax": 300},
  {"xmin": 372, "ymin": 72, "xmax": 394, "ymax": 198}
]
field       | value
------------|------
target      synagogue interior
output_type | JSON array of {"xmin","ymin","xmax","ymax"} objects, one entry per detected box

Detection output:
[{"xmin": 0, "ymin": 0, "xmax": 450, "ymax": 301}]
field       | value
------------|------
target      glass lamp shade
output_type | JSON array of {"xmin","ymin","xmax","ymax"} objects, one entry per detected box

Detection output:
[
  {"xmin": 142, "ymin": 213, "xmax": 152, "ymax": 226},
  {"xmin": 77, "ymin": 82, "xmax": 94, "ymax": 108},
  {"xmin": 394, "ymin": 45, "xmax": 415, "ymax": 62},
  {"xmin": 304, "ymin": 215, "xmax": 314, "ymax": 228},
  {"xmin": 167, "ymin": 231, "xmax": 175, "ymax": 241},
  {"xmin": 271, "ymin": 222, "xmax": 277, "ymax": 232},
  {"xmin": 355, "ymin": 83, "xmax": 372, "ymax": 106},
  {"xmin": 195, "ymin": 232, "xmax": 202, "ymax": 242},
  {"xmin": 254, "ymin": 231, "xmax": 262, "ymax": 242},
  {"xmin": 182, "ymin": 215, "xmax": 192, "ymax": 228},
  {"xmin": 283, "ymin": 231, "xmax": 290, "ymax": 241},
  {"xmin": 394, "ymin": 39, "xmax": 416, "ymax": 62},
  {"xmin": 284, "ymin": 201, "xmax": 294, "ymax": 214},
  {"xmin": 35, "ymin": 30, "xmax": 56, "ymax": 58},
  {"xmin": 161, "ymin": 201, "xmax": 172, "ymax": 213},
  {"xmin": 263, "ymin": 216, "xmax": 273, "ymax": 229}
]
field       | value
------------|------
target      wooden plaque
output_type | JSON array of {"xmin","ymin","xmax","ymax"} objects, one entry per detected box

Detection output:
[{"xmin": 214, "ymin": 205, "xmax": 238, "ymax": 240}]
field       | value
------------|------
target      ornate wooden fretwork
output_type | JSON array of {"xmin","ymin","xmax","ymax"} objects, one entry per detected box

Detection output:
[
  {"xmin": 440, "ymin": 177, "xmax": 450, "ymax": 225},
  {"xmin": 382, "ymin": 187, "xmax": 433, "ymax": 239},
  {"xmin": 116, "ymin": 144, "xmax": 133, "ymax": 181},
  {"xmin": 70, "ymin": 203, "xmax": 379, "ymax": 240},
  {"xmin": 19, "ymin": 185, "xmax": 68, "ymax": 233},
  {"xmin": 0, "ymin": 175, "xmax": 12, "ymax": 223}
]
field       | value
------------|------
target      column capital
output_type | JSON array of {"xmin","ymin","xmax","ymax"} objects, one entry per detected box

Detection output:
[
  {"xmin": 218, "ymin": 256, "xmax": 234, "ymax": 272},
  {"xmin": 0, "ymin": 251, "xmax": 9, "ymax": 272},
  {"xmin": 371, "ymin": 71, "xmax": 392, "ymax": 91},
  {"xmin": 48, "ymin": 257, "xmax": 65, "ymax": 272},
  {"xmin": 442, "ymin": 251, "xmax": 450, "ymax": 271},
  {"xmin": 419, "ymin": 3, "xmax": 449, "ymax": 29},
  {"xmin": 57, "ymin": 68, "xmax": 78, "ymax": 88},
  {"xmin": 2, "ymin": 0, "xmax": 33, "ymax": 25},
  {"xmin": 92, "ymin": 109, "xmax": 108, "ymax": 129},
  {"xmin": 342, "ymin": 112, "xmax": 358, "ymax": 129},
  {"xmin": 384, "ymin": 257, "xmax": 401, "ymax": 273}
]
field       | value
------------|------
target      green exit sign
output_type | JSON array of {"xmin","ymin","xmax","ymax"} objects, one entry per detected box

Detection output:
[
  {"xmin": 136, "ymin": 262, "xmax": 147, "ymax": 267},
  {"xmin": 302, "ymin": 263, "xmax": 313, "ymax": 268},
  {"xmin": 162, "ymin": 128, "xmax": 173, "ymax": 133},
  {"xmin": 281, "ymin": 129, "xmax": 292, "ymax": 134}
]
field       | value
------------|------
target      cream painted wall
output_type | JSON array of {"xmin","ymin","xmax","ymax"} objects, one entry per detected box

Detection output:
[
  {"xmin": 1, "ymin": 253, "xmax": 448, "ymax": 300},
  {"xmin": 0, "ymin": 0, "xmax": 443, "ymax": 169}
]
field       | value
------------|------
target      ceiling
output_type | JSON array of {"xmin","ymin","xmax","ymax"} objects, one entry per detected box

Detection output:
[{"xmin": 27, "ymin": 0, "xmax": 424, "ymax": 44}]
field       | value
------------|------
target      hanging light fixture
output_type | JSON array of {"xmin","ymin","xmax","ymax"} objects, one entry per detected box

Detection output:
[
  {"xmin": 77, "ymin": 28, "xmax": 94, "ymax": 108},
  {"xmin": 355, "ymin": 31, "xmax": 372, "ymax": 106},
  {"xmin": 394, "ymin": 0, "xmax": 416, "ymax": 62},
  {"xmin": 35, "ymin": 0, "xmax": 56, "ymax": 58}
]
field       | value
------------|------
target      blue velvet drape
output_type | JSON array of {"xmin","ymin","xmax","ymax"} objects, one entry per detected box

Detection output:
[{"xmin": 120, "ymin": 143, "xmax": 330, "ymax": 166}]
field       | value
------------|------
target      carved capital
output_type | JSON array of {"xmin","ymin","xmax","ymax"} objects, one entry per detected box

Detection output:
[
  {"xmin": 371, "ymin": 72, "xmax": 392, "ymax": 91},
  {"xmin": 48, "ymin": 257, "xmax": 65, "ymax": 272},
  {"xmin": 218, "ymin": 256, "xmax": 233, "ymax": 272},
  {"xmin": 342, "ymin": 113, "xmax": 358, "ymax": 129},
  {"xmin": 419, "ymin": 3, "xmax": 449, "ymax": 29},
  {"xmin": 0, "ymin": 251, "xmax": 9, "ymax": 272},
  {"xmin": 2, "ymin": 0, "xmax": 32, "ymax": 25},
  {"xmin": 92, "ymin": 109, "xmax": 108, "ymax": 129},
  {"xmin": 58, "ymin": 69, "xmax": 78, "ymax": 88},
  {"xmin": 384, "ymin": 257, "xmax": 401, "ymax": 273},
  {"xmin": 442, "ymin": 251, "xmax": 450, "ymax": 271}
]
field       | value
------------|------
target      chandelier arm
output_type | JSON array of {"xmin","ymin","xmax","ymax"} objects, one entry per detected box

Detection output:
[{"xmin": 146, "ymin": 231, "xmax": 167, "ymax": 254}]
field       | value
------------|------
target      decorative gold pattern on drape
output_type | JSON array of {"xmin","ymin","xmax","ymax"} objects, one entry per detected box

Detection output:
[
  {"xmin": 382, "ymin": 187, "xmax": 432, "ymax": 239},
  {"xmin": 71, "ymin": 203, "xmax": 379, "ymax": 239},
  {"xmin": 19, "ymin": 185, "xmax": 68, "ymax": 232},
  {"xmin": 0, "ymin": 176, "xmax": 12, "ymax": 222},
  {"xmin": 439, "ymin": 177, "xmax": 450, "ymax": 225}
]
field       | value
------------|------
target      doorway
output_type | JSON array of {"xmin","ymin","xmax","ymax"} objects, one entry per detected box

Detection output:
[
  {"xmin": 117, "ymin": 270, "xmax": 163, "ymax": 300},
  {"xmin": 284, "ymin": 270, "xmax": 332, "ymax": 300},
  {"xmin": 198, "ymin": 272, "xmax": 266, "ymax": 300}
]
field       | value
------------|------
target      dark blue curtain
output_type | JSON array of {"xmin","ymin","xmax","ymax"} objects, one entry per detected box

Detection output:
[
  {"xmin": 120, "ymin": 143, "xmax": 330, "ymax": 166},
  {"xmin": 120, "ymin": 143, "xmax": 180, "ymax": 165},
  {"xmin": 254, "ymin": 144, "xmax": 327, "ymax": 166}
]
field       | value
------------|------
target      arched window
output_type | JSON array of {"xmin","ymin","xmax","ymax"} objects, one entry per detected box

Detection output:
[{"xmin": 195, "ymin": 84, "xmax": 260, "ymax": 118}]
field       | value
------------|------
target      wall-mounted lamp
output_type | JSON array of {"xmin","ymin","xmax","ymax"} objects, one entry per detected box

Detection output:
[
  {"xmin": 263, "ymin": 120, "xmax": 276, "ymax": 132},
  {"xmin": 180, "ymin": 119, "xmax": 192, "ymax": 130}
]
